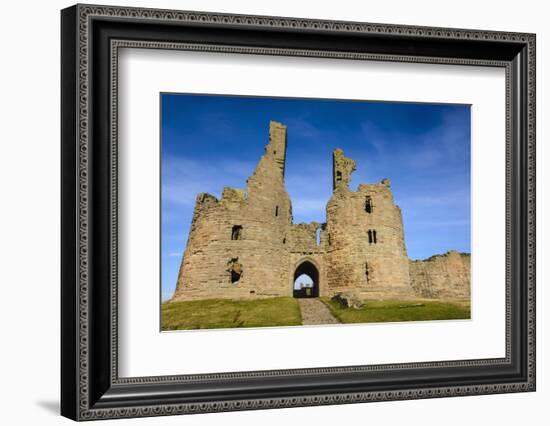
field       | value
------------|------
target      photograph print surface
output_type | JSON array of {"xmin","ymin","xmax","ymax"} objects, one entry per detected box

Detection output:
[{"xmin": 161, "ymin": 94, "xmax": 471, "ymax": 331}]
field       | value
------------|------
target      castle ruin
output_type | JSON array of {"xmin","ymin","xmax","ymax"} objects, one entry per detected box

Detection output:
[{"xmin": 172, "ymin": 121, "xmax": 470, "ymax": 301}]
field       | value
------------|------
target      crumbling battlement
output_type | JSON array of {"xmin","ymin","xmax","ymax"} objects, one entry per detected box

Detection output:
[
  {"xmin": 220, "ymin": 187, "xmax": 247, "ymax": 205},
  {"xmin": 333, "ymin": 148, "xmax": 356, "ymax": 191},
  {"xmin": 171, "ymin": 121, "xmax": 470, "ymax": 302},
  {"xmin": 409, "ymin": 251, "xmax": 471, "ymax": 299}
]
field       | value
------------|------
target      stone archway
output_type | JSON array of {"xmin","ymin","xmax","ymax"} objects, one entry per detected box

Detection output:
[{"xmin": 293, "ymin": 260, "xmax": 320, "ymax": 298}]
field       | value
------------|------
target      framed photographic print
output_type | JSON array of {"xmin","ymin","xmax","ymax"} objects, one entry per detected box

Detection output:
[{"xmin": 61, "ymin": 4, "xmax": 536, "ymax": 421}]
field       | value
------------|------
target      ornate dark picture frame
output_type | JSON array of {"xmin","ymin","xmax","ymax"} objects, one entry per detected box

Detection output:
[{"xmin": 61, "ymin": 4, "xmax": 536, "ymax": 421}]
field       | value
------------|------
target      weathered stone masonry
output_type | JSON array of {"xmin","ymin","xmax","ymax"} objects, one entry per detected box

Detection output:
[
  {"xmin": 172, "ymin": 121, "xmax": 470, "ymax": 301},
  {"xmin": 409, "ymin": 251, "xmax": 471, "ymax": 299}
]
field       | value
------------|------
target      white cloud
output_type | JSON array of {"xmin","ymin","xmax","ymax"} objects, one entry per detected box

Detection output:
[
  {"xmin": 400, "ymin": 189, "xmax": 471, "ymax": 208},
  {"xmin": 283, "ymin": 117, "xmax": 325, "ymax": 140},
  {"xmin": 291, "ymin": 197, "xmax": 328, "ymax": 215},
  {"xmin": 166, "ymin": 251, "xmax": 182, "ymax": 257},
  {"xmin": 162, "ymin": 156, "xmax": 255, "ymax": 206}
]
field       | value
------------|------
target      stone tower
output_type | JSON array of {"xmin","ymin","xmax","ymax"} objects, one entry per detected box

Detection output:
[
  {"xmin": 325, "ymin": 149, "xmax": 415, "ymax": 299},
  {"xmin": 172, "ymin": 121, "xmax": 292, "ymax": 300}
]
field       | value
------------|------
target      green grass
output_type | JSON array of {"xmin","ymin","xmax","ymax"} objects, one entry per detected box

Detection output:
[
  {"xmin": 321, "ymin": 298, "xmax": 470, "ymax": 324},
  {"xmin": 161, "ymin": 297, "xmax": 302, "ymax": 331}
]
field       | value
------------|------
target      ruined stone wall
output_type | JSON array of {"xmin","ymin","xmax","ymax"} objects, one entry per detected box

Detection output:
[
  {"xmin": 288, "ymin": 223, "xmax": 325, "ymax": 252},
  {"xmin": 325, "ymin": 149, "xmax": 415, "ymax": 299},
  {"xmin": 409, "ymin": 251, "xmax": 471, "ymax": 299},
  {"xmin": 172, "ymin": 121, "xmax": 293, "ymax": 300}
]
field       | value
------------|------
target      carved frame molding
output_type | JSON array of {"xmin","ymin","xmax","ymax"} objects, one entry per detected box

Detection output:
[{"xmin": 61, "ymin": 4, "xmax": 535, "ymax": 420}]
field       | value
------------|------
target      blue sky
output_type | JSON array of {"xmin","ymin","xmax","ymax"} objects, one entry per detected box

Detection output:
[{"xmin": 161, "ymin": 94, "xmax": 471, "ymax": 301}]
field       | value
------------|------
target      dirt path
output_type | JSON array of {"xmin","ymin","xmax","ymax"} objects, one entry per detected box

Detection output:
[{"xmin": 298, "ymin": 299, "xmax": 339, "ymax": 325}]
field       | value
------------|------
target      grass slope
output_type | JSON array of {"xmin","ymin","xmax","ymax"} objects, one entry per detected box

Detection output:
[
  {"xmin": 161, "ymin": 297, "xmax": 302, "ymax": 330},
  {"xmin": 322, "ymin": 298, "xmax": 471, "ymax": 324}
]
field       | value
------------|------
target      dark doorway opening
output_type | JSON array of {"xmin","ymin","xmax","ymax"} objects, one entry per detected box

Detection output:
[{"xmin": 293, "ymin": 261, "xmax": 320, "ymax": 298}]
